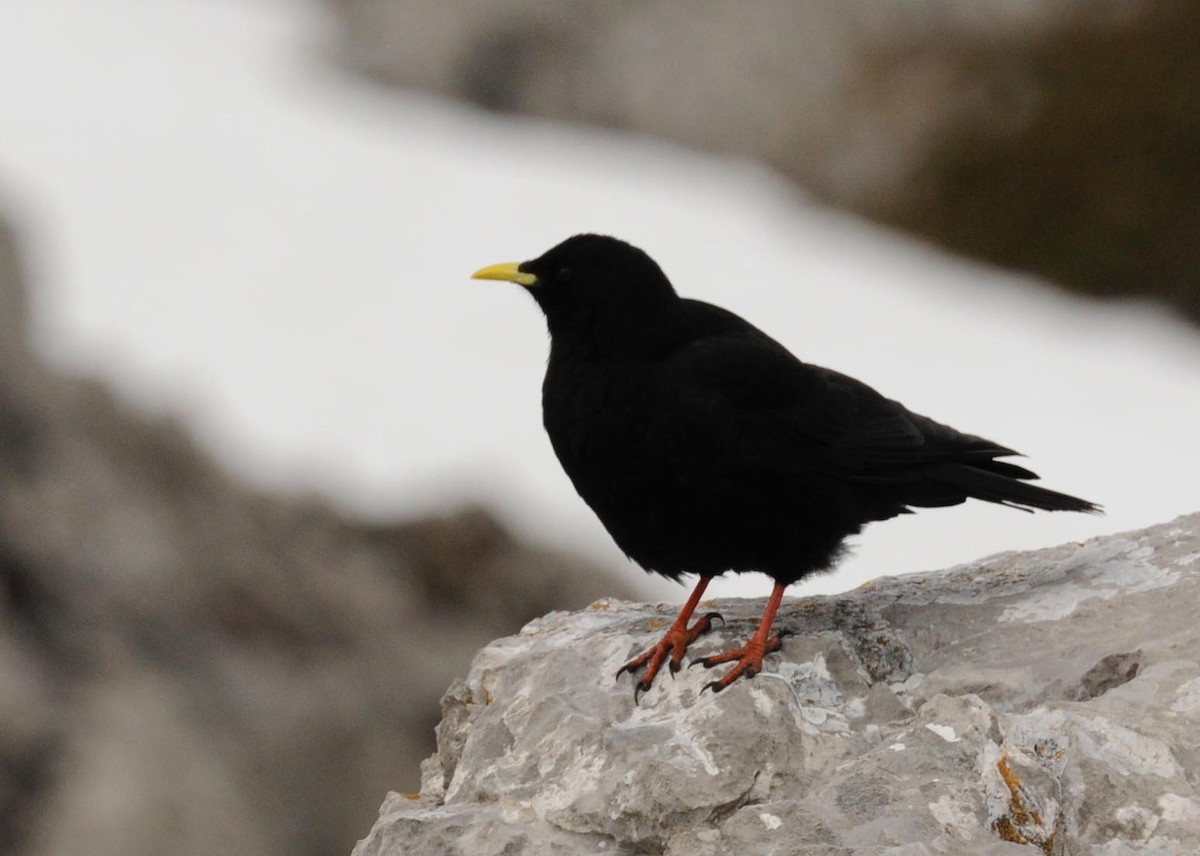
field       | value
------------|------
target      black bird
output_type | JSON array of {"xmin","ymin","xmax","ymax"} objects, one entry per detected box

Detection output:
[{"xmin": 472, "ymin": 234, "xmax": 1100, "ymax": 698}]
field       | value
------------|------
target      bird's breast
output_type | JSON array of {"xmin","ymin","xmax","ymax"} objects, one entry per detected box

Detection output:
[
  {"xmin": 541, "ymin": 362, "xmax": 673, "ymax": 510},
  {"xmin": 544, "ymin": 363, "xmax": 655, "ymax": 463}
]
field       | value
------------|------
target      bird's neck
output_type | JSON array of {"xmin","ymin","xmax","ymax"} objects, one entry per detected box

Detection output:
[{"xmin": 544, "ymin": 301, "xmax": 685, "ymax": 363}]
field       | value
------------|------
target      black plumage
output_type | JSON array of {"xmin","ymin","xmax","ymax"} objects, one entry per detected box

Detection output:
[{"xmin": 472, "ymin": 234, "xmax": 1100, "ymax": 696}]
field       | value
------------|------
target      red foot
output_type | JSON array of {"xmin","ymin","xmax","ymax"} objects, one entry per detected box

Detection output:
[
  {"xmin": 692, "ymin": 633, "xmax": 785, "ymax": 693},
  {"xmin": 616, "ymin": 612, "xmax": 723, "ymax": 702}
]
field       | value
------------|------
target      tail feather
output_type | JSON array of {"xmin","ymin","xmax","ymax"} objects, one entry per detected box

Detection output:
[{"xmin": 929, "ymin": 462, "xmax": 1102, "ymax": 515}]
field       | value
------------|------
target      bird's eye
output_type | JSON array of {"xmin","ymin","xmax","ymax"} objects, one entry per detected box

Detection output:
[{"xmin": 556, "ymin": 266, "xmax": 573, "ymax": 283}]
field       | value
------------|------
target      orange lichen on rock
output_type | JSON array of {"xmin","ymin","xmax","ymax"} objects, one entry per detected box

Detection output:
[{"xmin": 991, "ymin": 754, "xmax": 1057, "ymax": 855}]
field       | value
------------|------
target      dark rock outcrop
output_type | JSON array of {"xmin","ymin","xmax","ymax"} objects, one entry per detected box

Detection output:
[
  {"xmin": 0, "ymin": 211, "xmax": 633, "ymax": 855},
  {"xmin": 325, "ymin": 0, "xmax": 1200, "ymax": 322}
]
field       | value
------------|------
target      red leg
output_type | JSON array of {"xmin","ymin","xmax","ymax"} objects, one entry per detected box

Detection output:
[
  {"xmin": 694, "ymin": 582, "xmax": 787, "ymax": 693},
  {"xmin": 616, "ymin": 575, "xmax": 722, "ymax": 702}
]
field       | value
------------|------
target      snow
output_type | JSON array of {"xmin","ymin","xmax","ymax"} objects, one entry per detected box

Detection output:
[{"xmin": 1, "ymin": 0, "xmax": 1198, "ymax": 602}]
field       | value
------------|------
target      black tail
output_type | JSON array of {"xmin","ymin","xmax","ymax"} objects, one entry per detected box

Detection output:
[{"xmin": 932, "ymin": 460, "xmax": 1102, "ymax": 515}]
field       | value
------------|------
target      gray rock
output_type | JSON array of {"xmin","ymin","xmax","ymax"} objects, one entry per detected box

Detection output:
[{"xmin": 356, "ymin": 513, "xmax": 1200, "ymax": 855}]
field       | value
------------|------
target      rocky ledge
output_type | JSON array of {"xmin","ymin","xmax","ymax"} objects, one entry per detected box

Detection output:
[{"xmin": 354, "ymin": 513, "xmax": 1200, "ymax": 855}]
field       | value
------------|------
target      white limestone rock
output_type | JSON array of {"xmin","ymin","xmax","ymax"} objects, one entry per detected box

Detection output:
[{"xmin": 355, "ymin": 514, "xmax": 1200, "ymax": 855}]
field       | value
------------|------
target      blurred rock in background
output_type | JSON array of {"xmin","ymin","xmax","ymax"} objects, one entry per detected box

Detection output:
[
  {"xmin": 0, "ymin": 209, "xmax": 633, "ymax": 855},
  {"xmin": 325, "ymin": 0, "xmax": 1200, "ymax": 320}
]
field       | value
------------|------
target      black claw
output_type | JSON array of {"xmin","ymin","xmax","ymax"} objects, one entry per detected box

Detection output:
[
  {"xmin": 702, "ymin": 611, "xmax": 725, "ymax": 627},
  {"xmin": 702, "ymin": 680, "xmax": 725, "ymax": 694},
  {"xmin": 669, "ymin": 658, "xmax": 681, "ymax": 675},
  {"xmin": 634, "ymin": 680, "xmax": 651, "ymax": 705},
  {"xmin": 776, "ymin": 628, "xmax": 795, "ymax": 640},
  {"xmin": 744, "ymin": 666, "xmax": 757, "ymax": 679}
]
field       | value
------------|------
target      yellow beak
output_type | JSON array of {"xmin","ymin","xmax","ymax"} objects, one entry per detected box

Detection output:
[{"xmin": 470, "ymin": 261, "xmax": 538, "ymax": 287}]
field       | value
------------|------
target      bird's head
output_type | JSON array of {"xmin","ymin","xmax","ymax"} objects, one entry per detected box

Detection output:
[{"xmin": 471, "ymin": 234, "xmax": 680, "ymax": 357}]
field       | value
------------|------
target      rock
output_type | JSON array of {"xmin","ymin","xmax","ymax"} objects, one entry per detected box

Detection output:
[
  {"xmin": 355, "ymin": 513, "xmax": 1200, "ymax": 855},
  {"xmin": 0, "ymin": 209, "xmax": 636, "ymax": 855},
  {"xmin": 324, "ymin": 0, "xmax": 1200, "ymax": 322}
]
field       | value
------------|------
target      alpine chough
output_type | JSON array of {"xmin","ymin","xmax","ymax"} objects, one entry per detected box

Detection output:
[{"xmin": 472, "ymin": 234, "xmax": 1100, "ymax": 698}]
